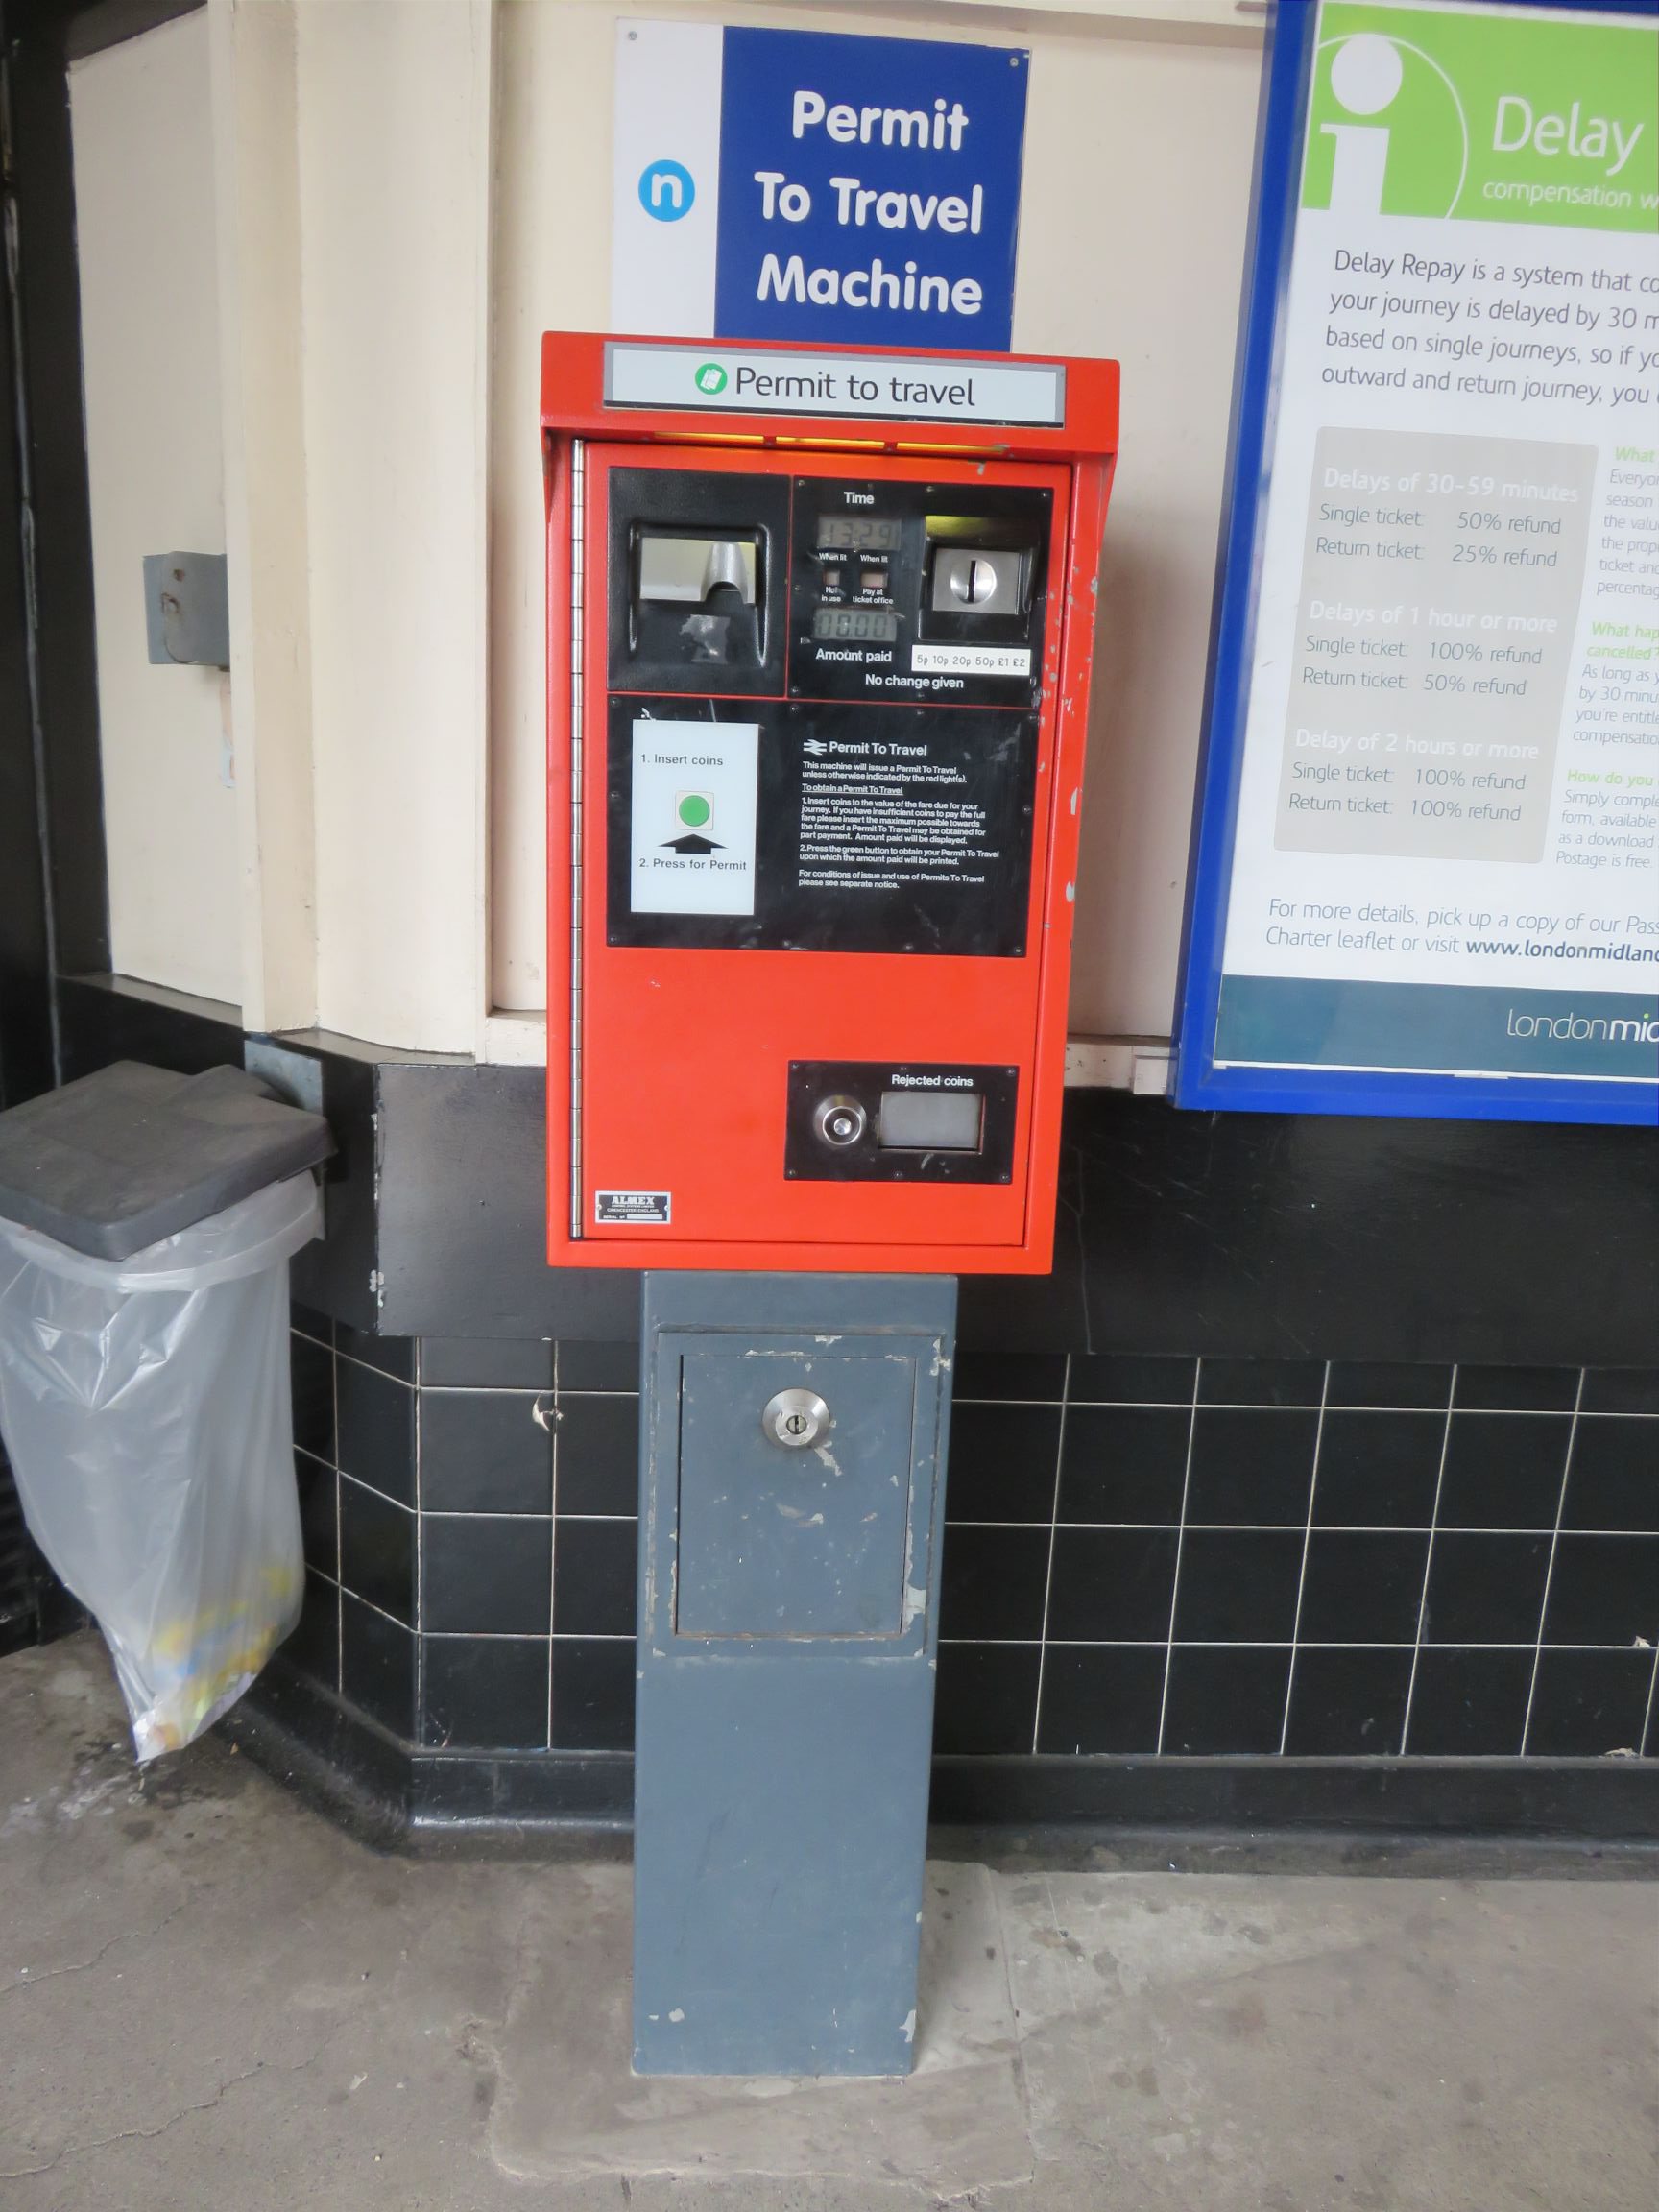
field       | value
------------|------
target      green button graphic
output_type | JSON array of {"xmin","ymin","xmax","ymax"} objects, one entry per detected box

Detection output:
[
  {"xmin": 677, "ymin": 793, "xmax": 712, "ymax": 829},
  {"xmin": 694, "ymin": 362, "xmax": 728, "ymax": 395}
]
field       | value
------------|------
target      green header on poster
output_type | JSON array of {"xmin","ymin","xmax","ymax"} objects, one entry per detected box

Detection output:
[{"xmin": 1305, "ymin": 3, "xmax": 1659, "ymax": 234}]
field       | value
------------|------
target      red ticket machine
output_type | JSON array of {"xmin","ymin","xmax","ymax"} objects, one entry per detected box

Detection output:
[{"xmin": 543, "ymin": 331, "xmax": 1118, "ymax": 1273}]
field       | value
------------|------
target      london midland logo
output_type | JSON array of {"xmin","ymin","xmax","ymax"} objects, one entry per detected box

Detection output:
[{"xmin": 693, "ymin": 362, "xmax": 729, "ymax": 396}]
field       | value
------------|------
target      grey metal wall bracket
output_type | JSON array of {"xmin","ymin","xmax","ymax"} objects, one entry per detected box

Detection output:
[{"xmin": 142, "ymin": 550, "xmax": 229, "ymax": 667}]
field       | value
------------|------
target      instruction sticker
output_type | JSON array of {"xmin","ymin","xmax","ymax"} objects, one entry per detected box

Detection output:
[
  {"xmin": 910, "ymin": 643, "xmax": 1032, "ymax": 678},
  {"xmin": 630, "ymin": 718, "xmax": 758, "ymax": 914}
]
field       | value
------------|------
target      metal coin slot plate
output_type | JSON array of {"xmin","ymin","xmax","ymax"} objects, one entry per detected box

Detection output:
[{"xmin": 929, "ymin": 544, "xmax": 1031, "ymax": 617}]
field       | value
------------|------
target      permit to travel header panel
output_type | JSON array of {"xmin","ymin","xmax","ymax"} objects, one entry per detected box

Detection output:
[{"xmin": 1175, "ymin": 0, "xmax": 1659, "ymax": 1127}]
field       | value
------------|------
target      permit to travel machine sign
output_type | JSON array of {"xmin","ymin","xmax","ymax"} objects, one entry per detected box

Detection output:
[
  {"xmin": 1177, "ymin": 0, "xmax": 1659, "ymax": 1126},
  {"xmin": 613, "ymin": 20, "xmax": 1028, "ymax": 350}
]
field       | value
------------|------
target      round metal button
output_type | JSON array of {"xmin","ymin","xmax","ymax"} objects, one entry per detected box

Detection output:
[
  {"xmin": 812, "ymin": 1094, "xmax": 867, "ymax": 1148},
  {"xmin": 761, "ymin": 1387, "xmax": 830, "ymax": 1450}
]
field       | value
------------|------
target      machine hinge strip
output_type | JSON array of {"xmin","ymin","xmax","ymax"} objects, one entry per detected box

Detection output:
[{"xmin": 568, "ymin": 437, "xmax": 586, "ymax": 1238}]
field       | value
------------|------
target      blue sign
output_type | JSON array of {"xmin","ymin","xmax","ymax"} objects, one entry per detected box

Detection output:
[
  {"xmin": 716, "ymin": 31, "xmax": 1027, "ymax": 349},
  {"xmin": 613, "ymin": 24, "xmax": 1028, "ymax": 351}
]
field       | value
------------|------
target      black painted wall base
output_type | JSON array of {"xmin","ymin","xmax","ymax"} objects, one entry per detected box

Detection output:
[
  {"xmin": 47, "ymin": 972, "xmax": 1659, "ymax": 1846},
  {"xmin": 228, "ymin": 1650, "xmax": 1659, "ymax": 1860},
  {"xmin": 54, "ymin": 974, "xmax": 1659, "ymax": 1365}
]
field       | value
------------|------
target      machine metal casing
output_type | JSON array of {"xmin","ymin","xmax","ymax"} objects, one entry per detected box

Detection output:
[{"xmin": 543, "ymin": 331, "xmax": 1118, "ymax": 1273}]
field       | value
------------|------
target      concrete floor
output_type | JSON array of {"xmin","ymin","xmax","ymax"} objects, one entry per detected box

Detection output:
[{"xmin": 1, "ymin": 1637, "xmax": 1655, "ymax": 2212}]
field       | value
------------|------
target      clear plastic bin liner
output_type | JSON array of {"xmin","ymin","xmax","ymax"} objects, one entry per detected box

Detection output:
[{"xmin": 0, "ymin": 1173, "xmax": 323, "ymax": 1760}]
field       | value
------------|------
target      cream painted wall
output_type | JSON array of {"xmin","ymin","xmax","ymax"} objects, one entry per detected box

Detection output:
[
  {"xmin": 1017, "ymin": 22, "xmax": 1260, "ymax": 1038},
  {"xmin": 488, "ymin": 0, "xmax": 1262, "ymax": 1042},
  {"xmin": 74, "ymin": 1, "xmax": 491, "ymax": 1053},
  {"xmin": 297, "ymin": 0, "xmax": 492, "ymax": 1052},
  {"xmin": 70, "ymin": 12, "xmax": 240, "ymax": 1009},
  {"xmin": 71, "ymin": 0, "xmax": 1258, "ymax": 1057},
  {"xmin": 211, "ymin": 0, "xmax": 318, "ymax": 1039},
  {"xmin": 491, "ymin": 0, "xmax": 615, "ymax": 1017}
]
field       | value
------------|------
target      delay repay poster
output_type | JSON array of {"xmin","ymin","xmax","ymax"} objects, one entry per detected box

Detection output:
[{"xmin": 1182, "ymin": 0, "xmax": 1659, "ymax": 1118}]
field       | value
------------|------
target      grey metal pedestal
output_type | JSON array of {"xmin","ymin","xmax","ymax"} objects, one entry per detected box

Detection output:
[{"xmin": 633, "ymin": 1271, "xmax": 956, "ymax": 2078}]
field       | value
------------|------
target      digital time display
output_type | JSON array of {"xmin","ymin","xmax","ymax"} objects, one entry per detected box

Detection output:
[
  {"xmin": 817, "ymin": 516, "xmax": 902, "ymax": 552},
  {"xmin": 813, "ymin": 606, "xmax": 900, "ymax": 643}
]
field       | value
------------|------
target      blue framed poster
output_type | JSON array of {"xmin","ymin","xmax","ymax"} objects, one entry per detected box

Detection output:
[{"xmin": 1175, "ymin": 0, "xmax": 1659, "ymax": 1125}]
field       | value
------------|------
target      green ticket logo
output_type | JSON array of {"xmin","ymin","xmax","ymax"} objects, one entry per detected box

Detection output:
[
  {"xmin": 1304, "ymin": 2, "xmax": 1658, "ymax": 234},
  {"xmin": 693, "ymin": 362, "xmax": 729, "ymax": 395}
]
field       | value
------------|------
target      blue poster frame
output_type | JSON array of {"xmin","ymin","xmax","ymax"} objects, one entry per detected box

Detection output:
[{"xmin": 1171, "ymin": 0, "xmax": 1659, "ymax": 1128}]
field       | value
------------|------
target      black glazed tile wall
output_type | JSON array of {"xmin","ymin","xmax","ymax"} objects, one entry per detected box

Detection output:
[
  {"xmin": 279, "ymin": 1322, "xmax": 642, "ymax": 1754},
  {"xmin": 1283, "ymin": 1647, "xmax": 1413, "ymax": 1757},
  {"xmin": 421, "ymin": 1391, "xmax": 551, "ymax": 1514},
  {"xmin": 424, "ymin": 1515, "xmax": 552, "ymax": 1636},
  {"xmin": 1058, "ymin": 1406, "xmax": 1188, "ymax": 1523},
  {"xmin": 422, "ymin": 1634, "xmax": 549, "ymax": 1751},
  {"xmin": 282, "ymin": 1314, "xmax": 1659, "ymax": 1769},
  {"xmin": 554, "ymin": 1395, "xmax": 638, "ymax": 1516},
  {"xmin": 336, "ymin": 1357, "xmax": 415, "ymax": 1508},
  {"xmin": 552, "ymin": 1638, "xmax": 637, "ymax": 1751},
  {"xmin": 338, "ymin": 1478, "xmax": 415, "ymax": 1623},
  {"xmin": 294, "ymin": 1451, "xmax": 338, "ymax": 1582},
  {"xmin": 947, "ymin": 1401, "xmax": 1062, "ymax": 1521},
  {"xmin": 1309, "ymin": 1412, "xmax": 1444, "ymax": 1527},
  {"xmin": 342, "ymin": 1590, "xmax": 415, "ymax": 1739},
  {"xmin": 1035, "ymin": 1645, "xmax": 1166, "ymax": 1756},
  {"xmin": 939, "ymin": 1354, "xmax": 1659, "ymax": 1763},
  {"xmin": 1164, "ymin": 1647, "xmax": 1293, "ymax": 1756}
]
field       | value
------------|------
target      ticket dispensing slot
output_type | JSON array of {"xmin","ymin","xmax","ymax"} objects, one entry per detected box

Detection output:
[
  {"xmin": 632, "ymin": 528, "xmax": 764, "ymax": 669},
  {"xmin": 611, "ymin": 468, "xmax": 789, "ymax": 693},
  {"xmin": 637, "ymin": 534, "xmax": 758, "ymax": 606}
]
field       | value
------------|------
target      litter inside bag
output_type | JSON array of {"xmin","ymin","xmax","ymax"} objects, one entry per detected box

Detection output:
[{"xmin": 0, "ymin": 1173, "xmax": 322, "ymax": 1759}]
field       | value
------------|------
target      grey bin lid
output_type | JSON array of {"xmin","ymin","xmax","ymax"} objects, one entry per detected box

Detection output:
[{"xmin": 0, "ymin": 1060, "xmax": 334, "ymax": 1261}]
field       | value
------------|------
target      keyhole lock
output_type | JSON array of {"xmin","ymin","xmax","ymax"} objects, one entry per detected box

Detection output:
[
  {"xmin": 812, "ymin": 1094, "xmax": 867, "ymax": 1149},
  {"xmin": 949, "ymin": 555, "xmax": 999, "ymax": 606},
  {"xmin": 762, "ymin": 1387, "xmax": 830, "ymax": 1450}
]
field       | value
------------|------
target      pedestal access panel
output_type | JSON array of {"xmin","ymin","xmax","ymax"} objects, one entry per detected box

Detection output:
[{"xmin": 635, "ymin": 1271, "xmax": 955, "ymax": 2077}]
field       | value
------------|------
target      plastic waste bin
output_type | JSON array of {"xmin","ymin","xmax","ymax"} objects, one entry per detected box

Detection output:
[{"xmin": 0, "ymin": 1061, "xmax": 332, "ymax": 1758}]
